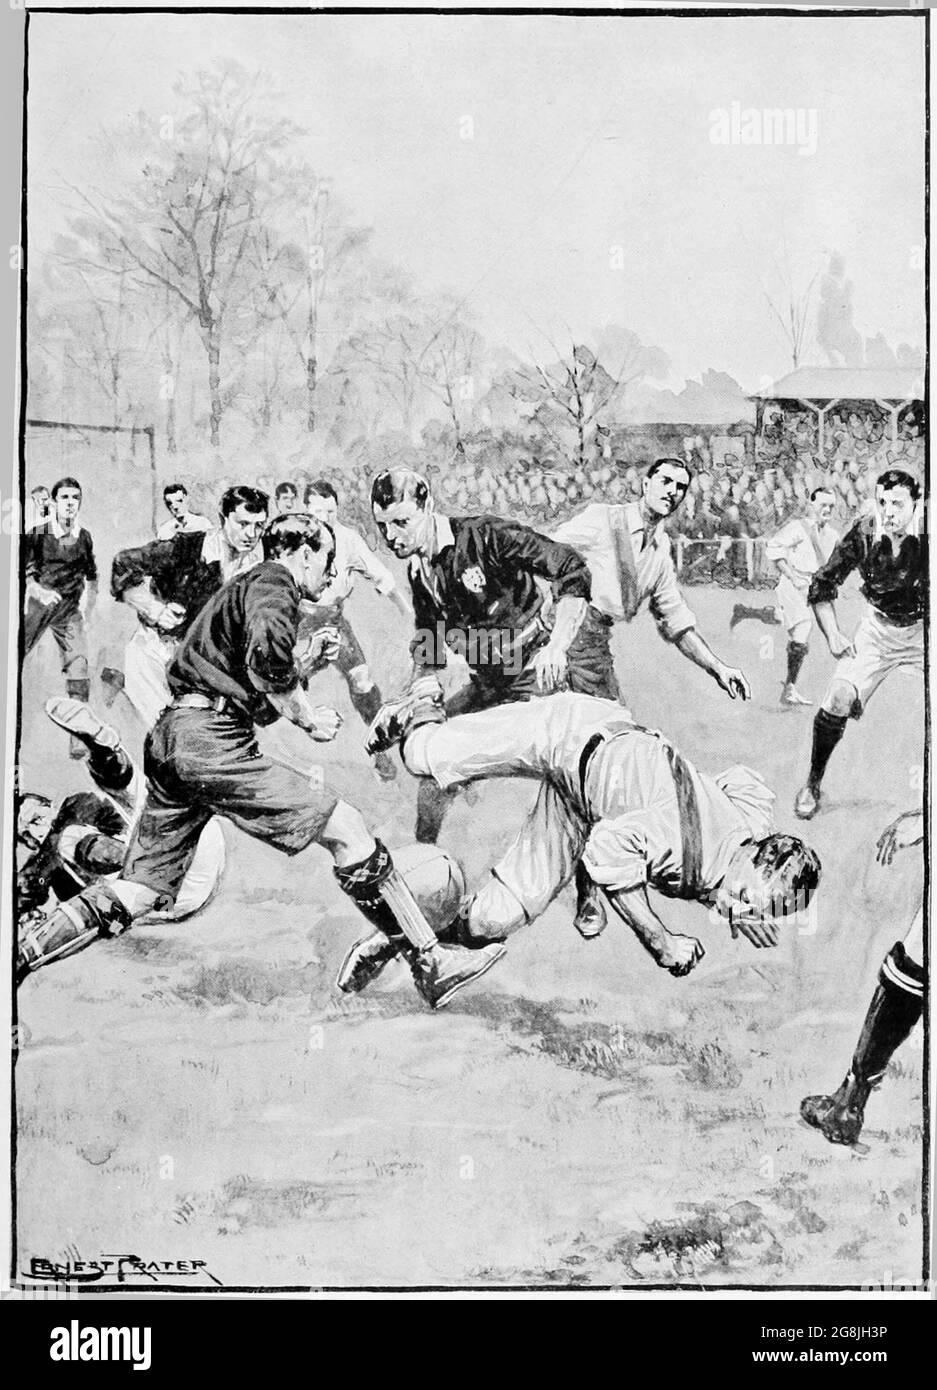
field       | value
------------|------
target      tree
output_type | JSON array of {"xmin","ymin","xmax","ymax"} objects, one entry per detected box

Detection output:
[
  {"xmin": 65, "ymin": 62, "xmax": 303, "ymax": 446},
  {"xmin": 498, "ymin": 327, "xmax": 668, "ymax": 468}
]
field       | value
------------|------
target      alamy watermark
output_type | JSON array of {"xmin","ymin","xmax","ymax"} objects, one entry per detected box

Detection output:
[{"xmin": 709, "ymin": 103, "xmax": 819, "ymax": 157}]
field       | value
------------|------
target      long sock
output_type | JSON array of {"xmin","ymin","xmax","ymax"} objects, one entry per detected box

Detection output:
[
  {"xmin": 808, "ymin": 709, "xmax": 847, "ymax": 792},
  {"xmin": 349, "ymin": 684, "xmax": 382, "ymax": 727},
  {"xmin": 852, "ymin": 943, "xmax": 924, "ymax": 1086},
  {"xmin": 334, "ymin": 840, "xmax": 436, "ymax": 951},
  {"xmin": 786, "ymin": 641, "xmax": 809, "ymax": 687},
  {"xmin": 18, "ymin": 883, "xmax": 132, "ymax": 978}
]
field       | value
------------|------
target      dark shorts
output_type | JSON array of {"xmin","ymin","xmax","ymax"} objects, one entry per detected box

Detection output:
[
  {"xmin": 23, "ymin": 597, "xmax": 88, "ymax": 679},
  {"xmin": 123, "ymin": 708, "xmax": 339, "ymax": 905},
  {"xmin": 445, "ymin": 604, "xmax": 621, "ymax": 714}
]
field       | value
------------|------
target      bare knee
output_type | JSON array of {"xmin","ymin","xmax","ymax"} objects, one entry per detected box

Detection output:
[
  {"xmin": 320, "ymin": 799, "xmax": 374, "ymax": 866},
  {"xmin": 823, "ymin": 680, "xmax": 857, "ymax": 718}
]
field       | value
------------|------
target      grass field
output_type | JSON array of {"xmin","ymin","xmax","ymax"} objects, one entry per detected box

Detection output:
[{"xmin": 14, "ymin": 572, "xmax": 926, "ymax": 1290}]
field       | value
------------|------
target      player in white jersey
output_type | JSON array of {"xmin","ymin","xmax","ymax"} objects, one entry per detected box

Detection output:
[
  {"xmin": 336, "ymin": 688, "xmax": 820, "ymax": 994},
  {"xmin": 552, "ymin": 458, "xmax": 750, "ymax": 703},
  {"xmin": 730, "ymin": 486, "xmax": 839, "ymax": 707},
  {"xmin": 156, "ymin": 482, "xmax": 212, "ymax": 539},
  {"xmin": 302, "ymin": 479, "xmax": 411, "ymax": 781}
]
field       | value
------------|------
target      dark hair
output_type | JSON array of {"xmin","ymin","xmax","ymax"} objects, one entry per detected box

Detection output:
[
  {"xmin": 371, "ymin": 469, "xmax": 430, "ymax": 511},
  {"xmin": 646, "ymin": 457, "xmax": 692, "ymax": 487},
  {"xmin": 30, "ymin": 484, "xmax": 49, "ymax": 496},
  {"xmin": 809, "ymin": 486, "xmax": 835, "ymax": 502},
  {"xmin": 51, "ymin": 477, "xmax": 81, "ymax": 499},
  {"xmin": 163, "ymin": 483, "xmax": 187, "ymax": 500},
  {"xmin": 261, "ymin": 513, "xmax": 335, "ymax": 562},
  {"xmin": 305, "ymin": 478, "xmax": 338, "ymax": 505},
  {"xmin": 752, "ymin": 833, "xmax": 821, "ymax": 916},
  {"xmin": 219, "ymin": 485, "xmax": 269, "ymax": 519},
  {"xmin": 876, "ymin": 469, "xmax": 921, "ymax": 501},
  {"xmin": 18, "ymin": 791, "xmax": 52, "ymax": 813},
  {"xmin": 275, "ymin": 481, "xmax": 298, "ymax": 499}
]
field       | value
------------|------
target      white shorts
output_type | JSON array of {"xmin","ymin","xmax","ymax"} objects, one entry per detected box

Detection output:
[
  {"xmin": 124, "ymin": 625, "xmax": 177, "ymax": 730},
  {"xmin": 831, "ymin": 609, "xmax": 924, "ymax": 714},
  {"xmin": 776, "ymin": 575, "xmax": 812, "ymax": 638}
]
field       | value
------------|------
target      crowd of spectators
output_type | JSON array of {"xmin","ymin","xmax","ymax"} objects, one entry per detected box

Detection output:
[{"xmin": 199, "ymin": 400, "xmax": 923, "ymax": 592}]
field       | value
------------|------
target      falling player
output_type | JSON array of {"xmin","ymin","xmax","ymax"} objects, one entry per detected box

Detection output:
[
  {"xmin": 794, "ymin": 470, "xmax": 924, "ymax": 819},
  {"xmin": 801, "ymin": 807, "xmax": 924, "ymax": 1145},
  {"xmin": 23, "ymin": 476, "xmax": 98, "ymax": 758},
  {"xmin": 19, "ymin": 515, "xmax": 504, "ymax": 1009},
  {"xmin": 730, "ymin": 485, "xmax": 839, "ymax": 707},
  {"xmin": 371, "ymin": 466, "xmax": 619, "ymax": 938},
  {"xmin": 336, "ymin": 685, "xmax": 820, "ymax": 994},
  {"xmin": 302, "ymin": 478, "xmax": 412, "ymax": 782}
]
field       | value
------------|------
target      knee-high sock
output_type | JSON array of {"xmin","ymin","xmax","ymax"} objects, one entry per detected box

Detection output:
[
  {"xmin": 18, "ymin": 883, "xmax": 132, "ymax": 978},
  {"xmin": 786, "ymin": 640, "xmax": 809, "ymax": 687},
  {"xmin": 851, "ymin": 942, "xmax": 924, "ymax": 1088},
  {"xmin": 334, "ymin": 839, "xmax": 436, "ymax": 951},
  {"xmin": 808, "ymin": 709, "xmax": 847, "ymax": 791},
  {"xmin": 415, "ymin": 778, "xmax": 459, "ymax": 844}
]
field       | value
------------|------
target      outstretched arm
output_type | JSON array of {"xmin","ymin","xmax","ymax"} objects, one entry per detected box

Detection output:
[
  {"xmin": 674, "ymin": 629, "xmax": 750, "ymax": 700},
  {"xmin": 604, "ymin": 882, "xmax": 705, "ymax": 977}
]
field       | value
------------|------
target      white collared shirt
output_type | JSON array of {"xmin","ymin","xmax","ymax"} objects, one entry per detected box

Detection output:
[
  {"xmin": 551, "ymin": 501, "xmax": 696, "ymax": 640},
  {"xmin": 200, "ymin": 529, "xmax": 263, "ymax": 582},
  {"xmin": 765, "ymin": 518, "xmax": 839, "ymax": 588},
  {"xmin": 408, "ymin": 512, "xmax": 456, "ymax": 602},
  {"xmin": 157, "ymin": 511, "xmax": 212, "ymax": 540}
]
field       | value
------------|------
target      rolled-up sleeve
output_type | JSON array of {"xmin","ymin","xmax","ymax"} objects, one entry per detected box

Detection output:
[
  {"xmin": 487, "ymin": 519, "xmax": 592, "ymax": 600},
  {"xmin": 807, "ymin": 522, "xmax": 863, "ymax": 607},
  {"xmin": 244, "ymin": 571, "xmax": 301, "ymax": 693},
  {"xmin": 648, "ymin": 540, "xmax": 696, "ymax": 642}
]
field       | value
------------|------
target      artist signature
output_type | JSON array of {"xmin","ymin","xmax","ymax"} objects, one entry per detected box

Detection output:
[{"xmin": 23, "ymin": 1255, "xmax": 223, "ymax": 1286}]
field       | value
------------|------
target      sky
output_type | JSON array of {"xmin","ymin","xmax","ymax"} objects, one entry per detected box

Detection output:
[{"xmin": 25, "ymin": 9, "xmax": 926, "ymax": 393}]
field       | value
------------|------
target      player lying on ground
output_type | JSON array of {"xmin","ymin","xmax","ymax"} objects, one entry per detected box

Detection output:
[
  {"xmin": 16, "ymin": 514, "xmax": 504, "ymax": 1011},
  {"xmin": 801, "ymin": 809, "xmax": 924, "ymax": 1147},
  {"xmin": 17, "ymin": 697, "xmax": 226, "ymax": 978},
  {"xmin": 336, "ymin": 688, "xmax": 821, "ymax": 994}
]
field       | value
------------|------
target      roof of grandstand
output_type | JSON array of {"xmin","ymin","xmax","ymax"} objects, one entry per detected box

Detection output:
[{"xmin": 752, "ymin": 367, "xmax": 924, "ymax": 403}]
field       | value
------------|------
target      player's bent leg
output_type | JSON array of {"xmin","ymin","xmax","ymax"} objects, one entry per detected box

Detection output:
[
  {"xmin": 781, "ymin": 619, "xmax": 813, "ymax": 707},
  {"xmin": 45, "ymin": 697, "xmax": 135, "ymax": 803},
  {"xmin": 467, "ymin": 784, "xmax": 586, "ymax": 942},
  {"xmin": 17, "ymin": 880, "xmax": 148, "ymax": 983},
  {"xmin": 801, "ymin": 927, "xmax": 924, "ymax": 1146},
  {"xmin": 325, "ymin": 805, "xmax": 505, "ymax": 1009}
]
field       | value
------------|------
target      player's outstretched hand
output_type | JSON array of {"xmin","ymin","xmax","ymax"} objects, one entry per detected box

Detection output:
[
  {"xmin": 296, "ymin": 626, "xmax": 341, "ymax": 674},
  {"xmin": 730, "ymin": 915, "xmax": 780, "ymax": 949},
  {"xmin": 716, "ymin": 664, "xmax": 751, "ymax": 700},
  {"xmin": 308, "ymin": 706, "xmax": 342, "ymax": 742},
  {"xmin": 155, "ymin": 601, "xmax": 187, "ymax": 633},
  {"xmin": 876, "ymin": 810, "xmax": 924, "ymax": 866},
  {"xmin": 532, "ymin": 640, "xmax": 568, "ymax": 692},
  {"xmin": 661, "ymin": 934, "xmax": 705, "ymax": 977}
]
